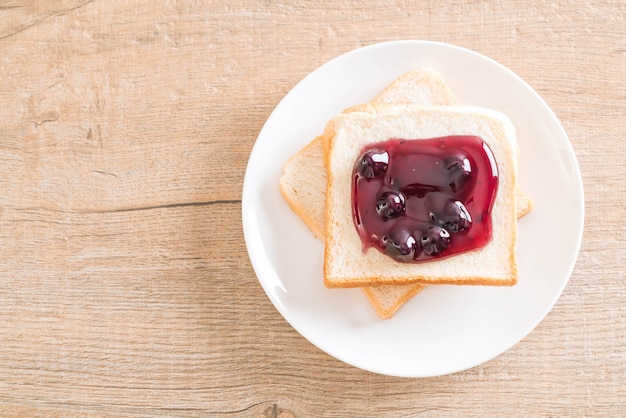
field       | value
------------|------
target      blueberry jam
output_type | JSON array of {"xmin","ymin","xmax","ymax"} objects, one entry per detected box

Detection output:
[{"xmin": 352, "ymin": 136, "xmax": 498, "ymax": 263}]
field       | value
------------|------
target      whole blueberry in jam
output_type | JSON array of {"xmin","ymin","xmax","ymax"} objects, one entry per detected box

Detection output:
[
  {"xmin": 420, "ymin": 225, "xmax": 451, "ymax": 255},
  {"xmin": 384, "ymin": 226, "xmax": 420, "ymax": 262},
  {"xmin": 355, "ymin": 150, "xmax": 389, "ymax": 179},
  {"xmin": 445, "ymin": 155, "xmax": 472, "ymax": 192},
  {"xmin": 440, "ymin": 200, "xmax": 472, "ymax": 232},
  {"xmin": 376, "ymin": 191, "xmax": 406, "ymax": 220},
  {"xmin": 351, "ymin": 136, "xmax": 498, "ymax": 263}
]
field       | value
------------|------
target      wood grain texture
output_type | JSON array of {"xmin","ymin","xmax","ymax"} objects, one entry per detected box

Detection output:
[{"xmin": 0, "ymin": 0, "xmax": 624, "ymax": 416}]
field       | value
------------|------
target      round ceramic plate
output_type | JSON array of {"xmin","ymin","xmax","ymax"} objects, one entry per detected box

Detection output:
[{"xmin": 242, "ymin": 40, "xmax": 584, "ymax": 377}]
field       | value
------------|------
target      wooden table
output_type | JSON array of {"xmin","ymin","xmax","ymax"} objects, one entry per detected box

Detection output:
[{"xmin": 0, "ymin": 1, "xmax": 623, "ymax": 416}]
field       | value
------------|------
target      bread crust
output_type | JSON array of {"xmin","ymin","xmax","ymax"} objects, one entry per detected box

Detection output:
[{"xmin": 324, "ymin": 104, "xmax": 519, "ymax": 288}]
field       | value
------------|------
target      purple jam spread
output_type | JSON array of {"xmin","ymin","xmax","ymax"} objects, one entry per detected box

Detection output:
[{"xmin": 351, "ymin": 136, "xmax": 499, "ymax": 263}]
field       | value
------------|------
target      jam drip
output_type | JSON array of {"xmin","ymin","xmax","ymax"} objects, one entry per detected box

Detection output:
[{"xmin": 351, "ymin": 136, "xmax": 498, "ymax": 263}]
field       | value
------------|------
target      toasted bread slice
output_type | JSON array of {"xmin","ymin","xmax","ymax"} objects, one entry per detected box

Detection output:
[{"xmin": 324, "ymin": 103, "xmax": 519, "ymax": 288}]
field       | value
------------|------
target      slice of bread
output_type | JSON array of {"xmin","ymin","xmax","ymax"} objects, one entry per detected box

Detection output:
[{"xmin": 324, "ymin": 103, "xmax": 519, "ymax": 288}]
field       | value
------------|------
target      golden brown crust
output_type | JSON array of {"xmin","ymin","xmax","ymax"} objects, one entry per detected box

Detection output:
[
  {"xmin": 325, "ymin": 274, "xmax": 518, "ymax": 288},
  {"xmin": 323, "ymin": 125, "xmax": 338, "ymax": 283},
  {"xmin": 321, "ymin": 119, "xmax": 337, "ymax": 168}
]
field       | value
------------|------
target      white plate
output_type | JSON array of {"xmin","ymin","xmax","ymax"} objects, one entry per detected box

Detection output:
[{"xmin": 242, "ymin": 40, "xmax": 584, "ymax": 377}]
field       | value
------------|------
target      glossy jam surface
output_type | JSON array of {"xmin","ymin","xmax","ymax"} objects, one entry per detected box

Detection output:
[{"xmin": 352, "ymin": 136, "xmax": 499, "ymax": 263}]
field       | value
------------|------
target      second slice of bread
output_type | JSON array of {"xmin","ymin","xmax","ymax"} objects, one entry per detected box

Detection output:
[{"xmin": 324, "ymin": 103, "xmax": 519, "ymax": 288}]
